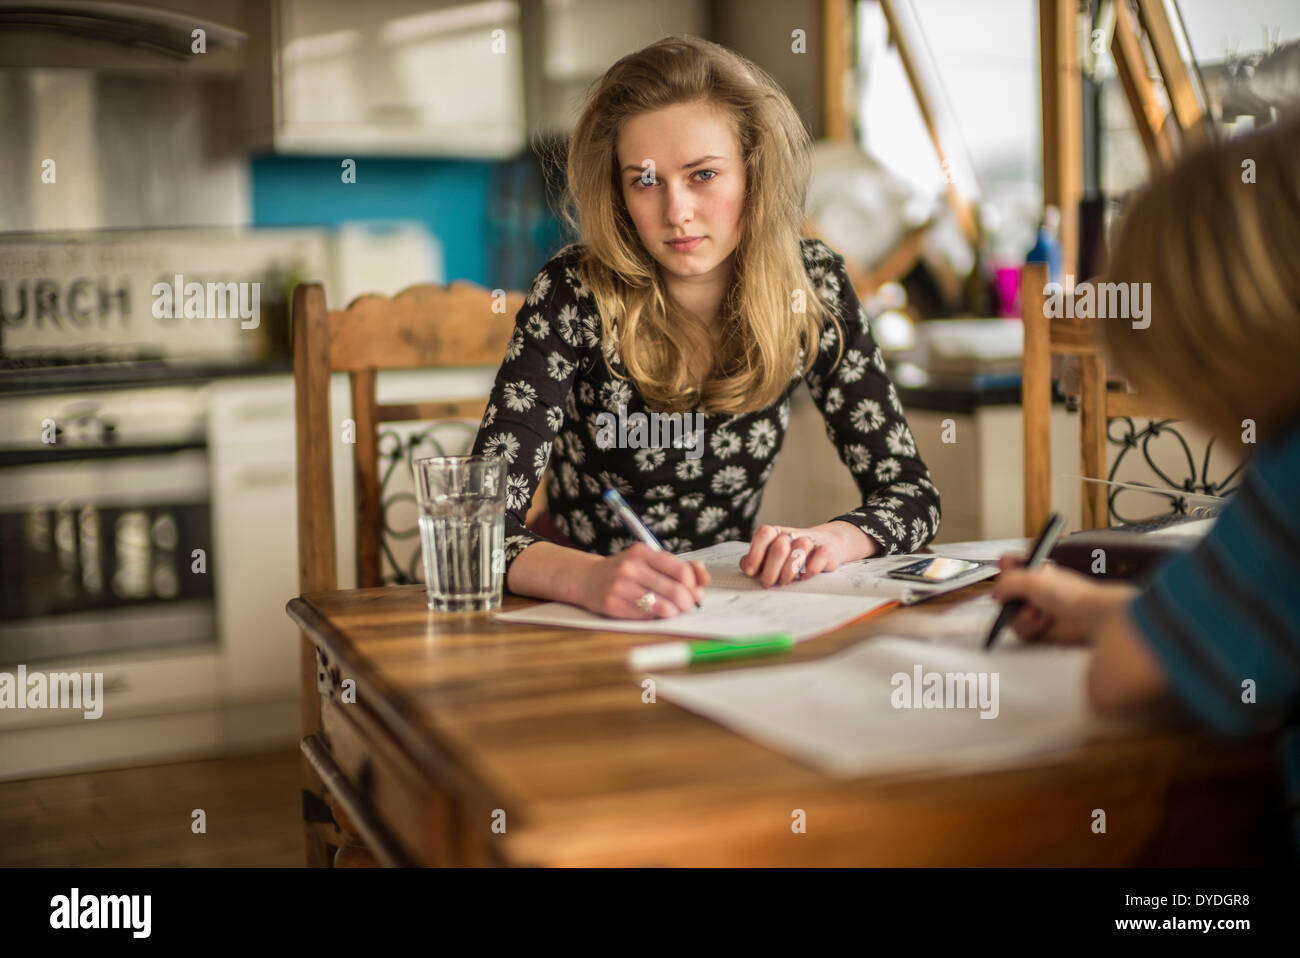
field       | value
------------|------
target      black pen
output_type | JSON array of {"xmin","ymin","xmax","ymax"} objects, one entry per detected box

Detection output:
[{"xmin": 984, "ymin": 511, "xmax": 1066, "ymax": 650}]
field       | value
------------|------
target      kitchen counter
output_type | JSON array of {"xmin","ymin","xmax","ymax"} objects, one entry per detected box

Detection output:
[{"xmin": 1, "ymin": 358, "xmax": 1056, "ymax": 413}]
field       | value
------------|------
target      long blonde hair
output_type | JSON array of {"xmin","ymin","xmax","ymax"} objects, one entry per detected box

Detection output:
[
  {"xmin": 1103, "ymin": 117, "xmax": 1300, "ymax": 444},
  {"xmin": 560, "ymin": 35, "xmax": 840, "ymax": 415}
]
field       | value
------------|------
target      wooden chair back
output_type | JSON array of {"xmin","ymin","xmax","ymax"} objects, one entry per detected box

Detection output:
[
  {"xmin": 293, "ymin": 280, "xmax": 551, "ymax": 594},
  {"xmin": 1020, "ymin": 262, "xmax": 1182, "ymax": 535}
]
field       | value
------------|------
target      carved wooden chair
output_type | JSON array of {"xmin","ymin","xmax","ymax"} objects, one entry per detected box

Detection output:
[{"xmin": 291, "ymin": 279, "xmax": 549, "ymax": 866}]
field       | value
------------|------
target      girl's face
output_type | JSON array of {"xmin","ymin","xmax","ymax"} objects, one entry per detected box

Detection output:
[{"xmin": 616, "ymin": 101, "xmax": 747, "ymax": 286}]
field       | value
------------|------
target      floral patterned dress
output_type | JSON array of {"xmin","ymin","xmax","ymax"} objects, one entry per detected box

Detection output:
[{"xmin": 470, "ymin": 238, "xmax": 942, "ymax": 582}]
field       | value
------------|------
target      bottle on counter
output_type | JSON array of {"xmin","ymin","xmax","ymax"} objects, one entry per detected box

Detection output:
[{"xmin": 1025, "ymin": 204, "xmax": 1063, "ymax": 285}]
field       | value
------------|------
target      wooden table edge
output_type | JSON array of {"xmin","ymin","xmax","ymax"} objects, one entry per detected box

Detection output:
[{"xmin": 286, "ymin": 594, "xmax": 530, "ymax": 822}]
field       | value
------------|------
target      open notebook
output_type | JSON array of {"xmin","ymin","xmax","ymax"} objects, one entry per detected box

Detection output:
[{"xmin": 494, "ymin": 539, "xmax": 1005, "ymax": 642}]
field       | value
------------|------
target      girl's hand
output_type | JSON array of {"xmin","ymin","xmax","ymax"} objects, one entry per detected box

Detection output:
[
  {"xmin": 576, "ymin": 543, "xmax": 710, "ymax": 620},
  {"xmin": 740, "ymin": 523, "xmax": 853, "ymax": 587},
  {"xmin": 990, "ymin": 555, "xmax": 1137, "ymax": 645}
]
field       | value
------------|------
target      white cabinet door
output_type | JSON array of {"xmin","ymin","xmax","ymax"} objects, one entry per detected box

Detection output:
[
  {"xmin": 209, "ymin": 375, "xmax": 351, "ymax": 702},
  {"xmin": 274, "ymin": 0, "xmax": 526, "ymax": 156},
  {"xmin": 210, "ymin": 377, "xmax": 298, "ymax": 702},
  {"xmin": 533, "ymin": 0, "xmax": 707, "ymax": 134},
  {"xmin": 212, "ymin": 449, "xmax": 300, "ymax": 700}
]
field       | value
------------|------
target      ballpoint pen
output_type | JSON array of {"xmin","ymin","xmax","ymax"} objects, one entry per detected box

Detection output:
[
  {"xmin": 984, "ymin": 511, "xmax": 1066, "ymax": 650},
  {"xmin": 602, "ymin": 486, "xmax": 703, "ymax": 608}
]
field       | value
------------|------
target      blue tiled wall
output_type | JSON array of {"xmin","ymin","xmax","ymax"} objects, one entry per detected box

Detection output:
[{"xmin": 249, "ymin": 155, "xmax": 496, "ymax": 285}]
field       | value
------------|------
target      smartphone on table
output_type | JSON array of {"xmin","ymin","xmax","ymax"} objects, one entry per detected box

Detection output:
[{"xmin": 886, "ymin": 556, "xmax": 986, "ymax": 583}]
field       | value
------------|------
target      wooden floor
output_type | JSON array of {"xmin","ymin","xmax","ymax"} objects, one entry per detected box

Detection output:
[{"xmin": 0, "ymin": 748, "xmax": 306, "ymax": 867}]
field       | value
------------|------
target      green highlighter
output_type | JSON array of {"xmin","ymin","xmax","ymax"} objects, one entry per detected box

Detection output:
[{"xmin": 627, "ymin": 633, "xmax": 795, "ymax": 670}]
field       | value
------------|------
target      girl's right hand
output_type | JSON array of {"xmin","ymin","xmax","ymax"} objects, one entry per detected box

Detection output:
[{"xmin": 577, "ymin": 543, "xmax": 709, "ymax": 619}]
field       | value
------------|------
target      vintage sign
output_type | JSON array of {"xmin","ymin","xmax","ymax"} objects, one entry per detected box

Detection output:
[{"xmin": 0, "ymin": 229, "xmax": 330, "ymax": 360}]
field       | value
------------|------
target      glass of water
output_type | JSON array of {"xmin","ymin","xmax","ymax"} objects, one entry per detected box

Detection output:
[{"xmin": 412, "ymin": 455, "xmax": 506, "ymax": 613}]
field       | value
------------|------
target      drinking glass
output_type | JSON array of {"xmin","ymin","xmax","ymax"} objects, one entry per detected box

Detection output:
[{"xmin": 412, "ymin": 455, "xmax": 506, "ymax": 612}]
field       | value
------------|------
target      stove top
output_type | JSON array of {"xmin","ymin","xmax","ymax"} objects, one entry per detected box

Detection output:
[
  {"xmin": 0, "ymin": 347, "xmax": 290, "ymax": 396},
  {"xmin": 0, "ymin": 345, "xmax": 169, "ymax": 370}
]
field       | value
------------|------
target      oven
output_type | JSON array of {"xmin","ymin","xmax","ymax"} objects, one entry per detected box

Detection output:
[
  {"xmin": 0, "ymin": 381, "xmax": 214, "ymax": 666},
  {"xmin": 0, "ymin": 228, "xmax": 332, "ymax": 777}
]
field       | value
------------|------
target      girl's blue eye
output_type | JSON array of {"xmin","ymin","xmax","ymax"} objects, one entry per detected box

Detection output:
[{"xmin": 629, "ymin": 170, "xmax": 716, "ymax": 189}]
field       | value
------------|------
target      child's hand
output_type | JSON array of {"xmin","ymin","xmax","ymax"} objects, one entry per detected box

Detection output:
[{"xmin": 991, "ymin": 555, "xmax": 1137, "ymax": 645}]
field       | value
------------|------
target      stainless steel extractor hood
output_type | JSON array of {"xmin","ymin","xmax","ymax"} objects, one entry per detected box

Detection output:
[{"xmin": 0, "ymin": 1, "xmax": 246, "ymax": 69}]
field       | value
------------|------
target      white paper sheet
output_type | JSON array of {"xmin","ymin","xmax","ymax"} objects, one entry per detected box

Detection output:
[
  {"xmin": 650, "ymin": 637, "xmax": 1095, "ymax": 777},
  {"xmin": 495, "ymin": 584, "xmax": 892, "ymax": 642},
  {"xmin": 887, "ymin": 594, "xmax": 1008, "ymax": 648}
]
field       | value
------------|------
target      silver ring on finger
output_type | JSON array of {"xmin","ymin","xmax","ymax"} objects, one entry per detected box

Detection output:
[
  {"xmin": 789, "ymin": 548, "xmax": 807, "ymax": 575},
  {"xmin": 635, "ymin": 591, "xmax": 657, "ymax": 614}
]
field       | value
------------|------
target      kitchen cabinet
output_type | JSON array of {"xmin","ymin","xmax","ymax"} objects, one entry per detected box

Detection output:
[
  {"xmin": 243, "ymin": 0, "xmax": 526, "ymax": 157},
  {"xmin": 243, "ymin": 0, "xmax": 711, "ymax": 154},
  {"xmin": 209, "ymin": 374, "xmax": 351, "ymax": 704},
  {"xmin": 523, "ymin": 0, "xmax": 708, "ymax": 135}
]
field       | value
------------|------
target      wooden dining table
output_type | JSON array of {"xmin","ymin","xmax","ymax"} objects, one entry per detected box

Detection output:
[{"xmin": 285, "ymin": 581, "xmax": 1285, "ymax": 867}]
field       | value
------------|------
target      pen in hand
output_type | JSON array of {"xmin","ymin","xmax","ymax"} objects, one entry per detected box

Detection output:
[
  {"xmin": 984, "ymin": 511, "xmax": 1065, "ymax": 650},
  {"xmin": 602, "ymin": 486, "xmax": 704, "ymax": 609}
]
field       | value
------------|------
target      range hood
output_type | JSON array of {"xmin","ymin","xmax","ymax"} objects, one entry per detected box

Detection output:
[{"xmin": 0, "ymin": 0, "xmax": 246, "ymax": 69}]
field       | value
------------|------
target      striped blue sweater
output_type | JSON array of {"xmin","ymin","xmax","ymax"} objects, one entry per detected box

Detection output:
[{"xmin": 1129, "ymin": 415, "xmax": 1300, "ymax": 854}]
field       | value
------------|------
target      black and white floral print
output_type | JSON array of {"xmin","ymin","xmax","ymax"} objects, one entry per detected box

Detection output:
[{"xmin": 470, "ymin": 239, "xmax": 941, "ymax": 580}]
